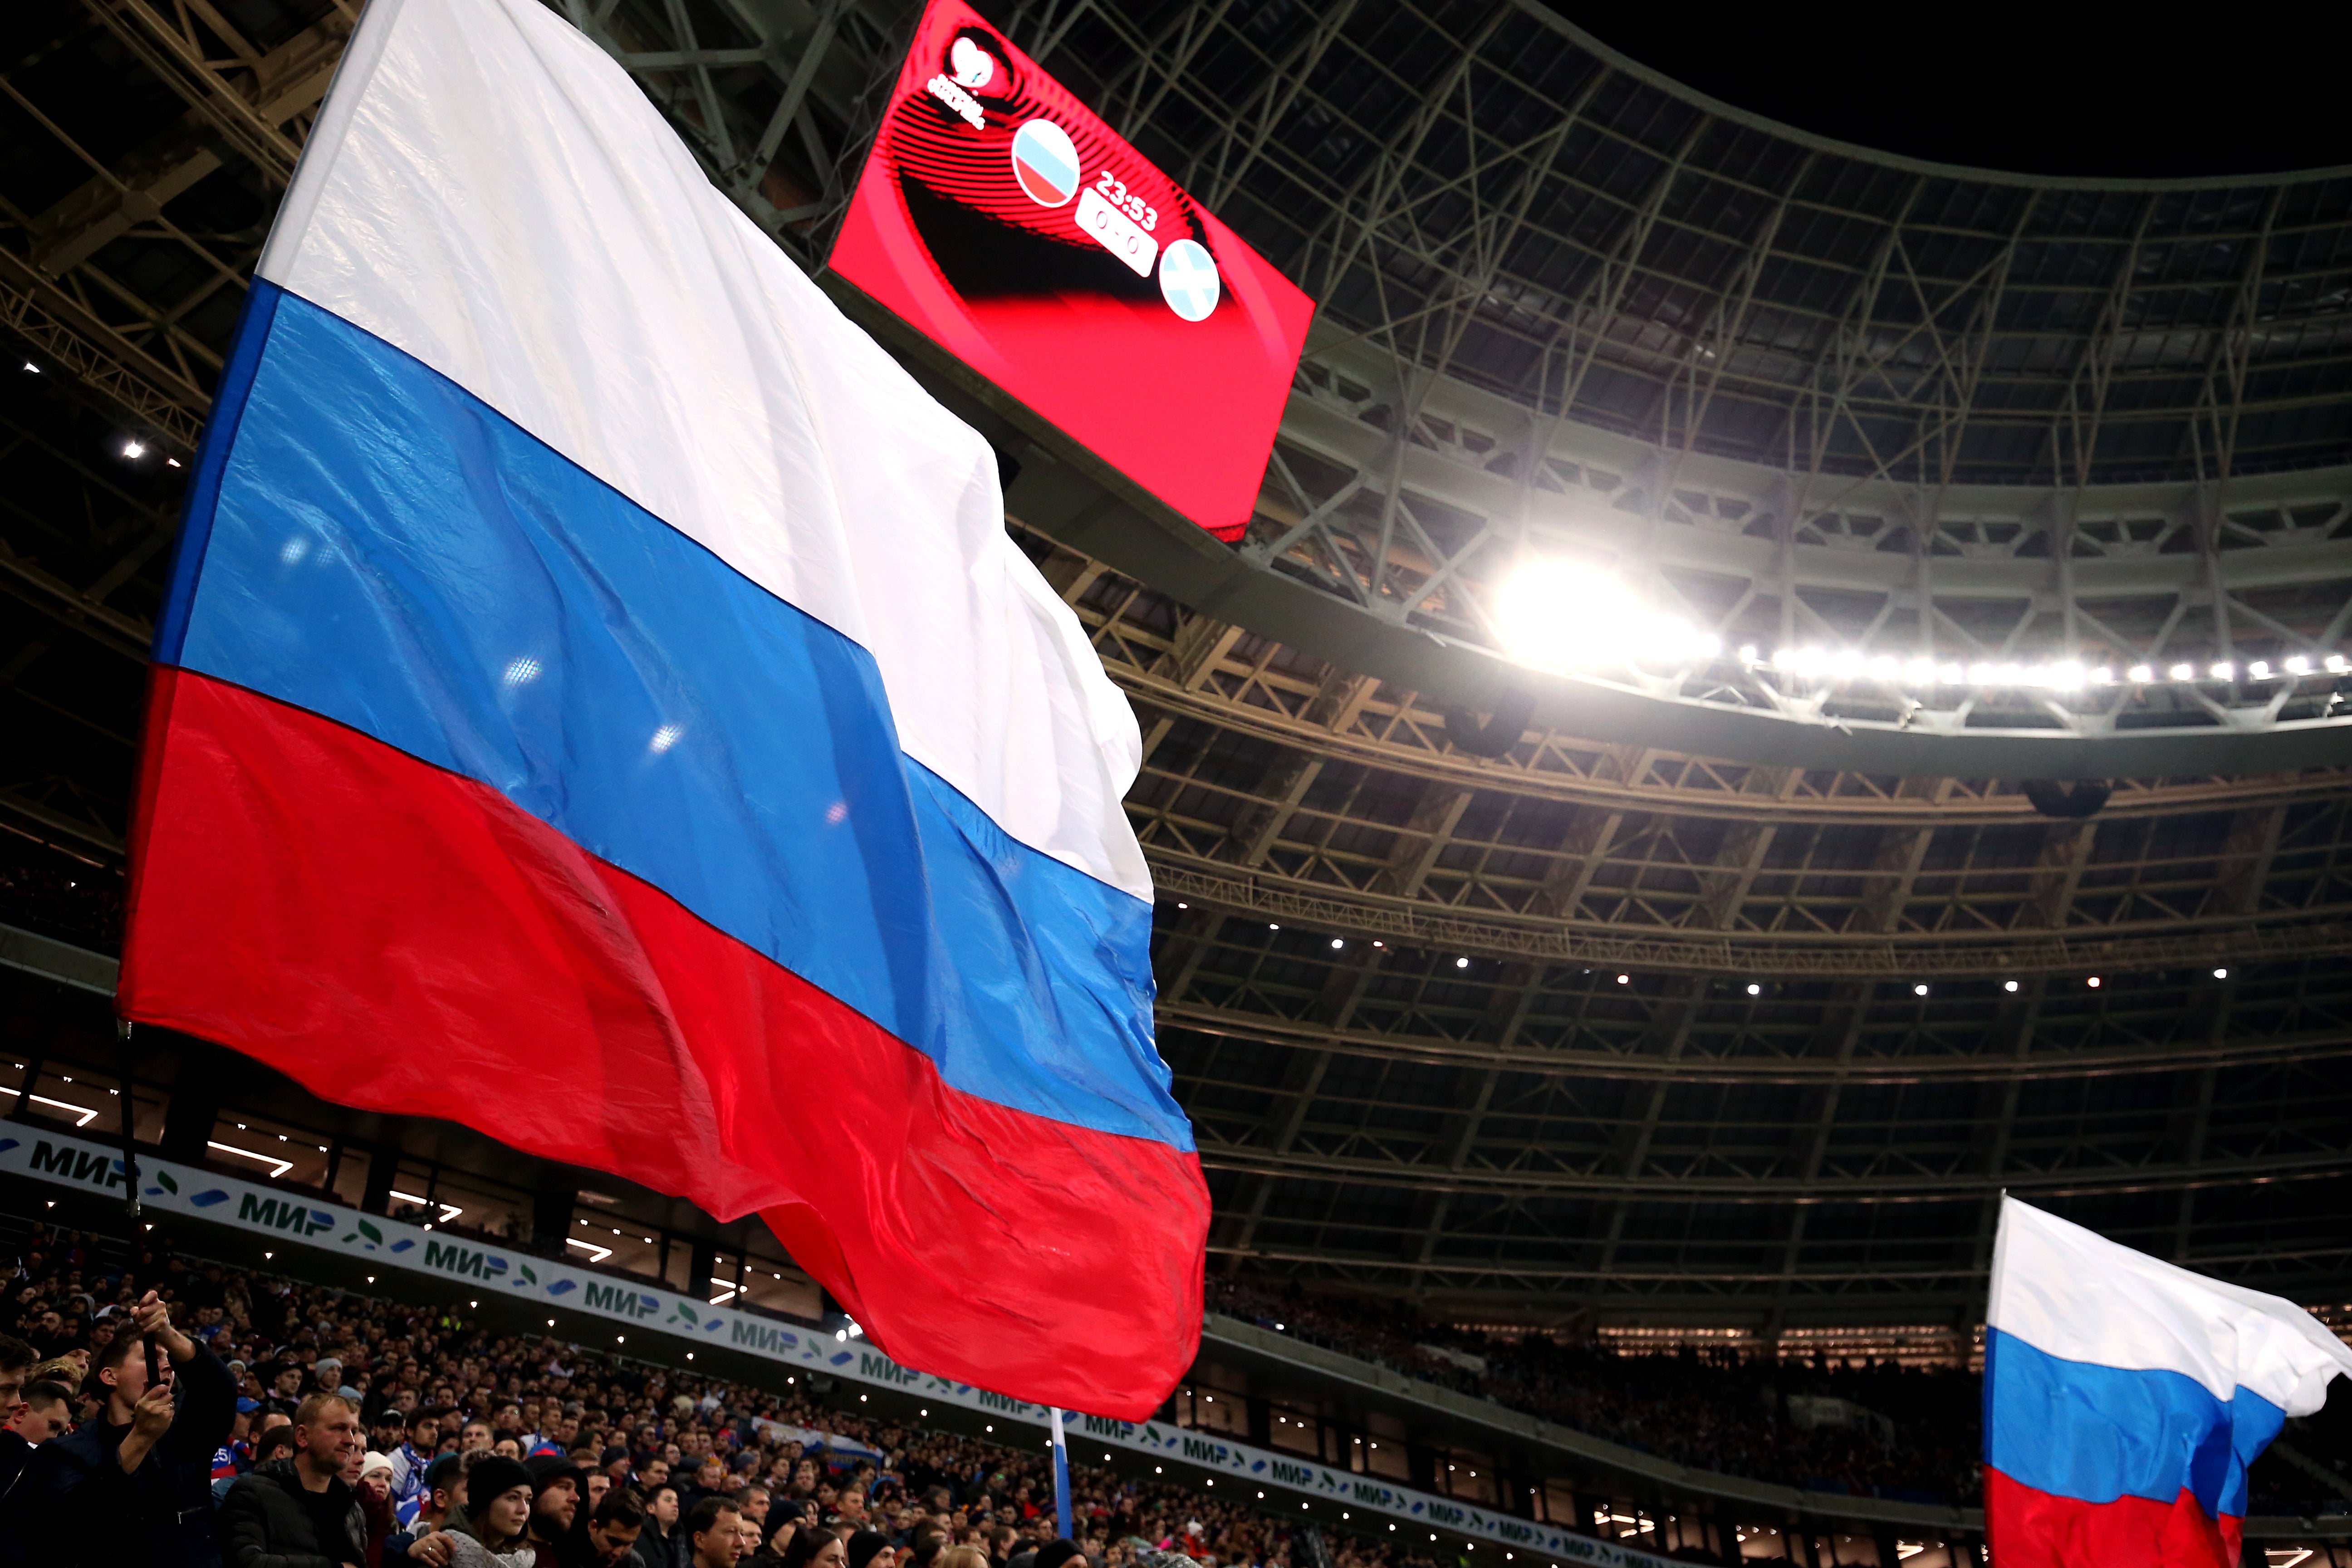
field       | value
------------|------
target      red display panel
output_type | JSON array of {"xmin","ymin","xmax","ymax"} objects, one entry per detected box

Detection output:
[{"xmin": 830, "ymin": 0, "xmax": 1314, "ymax": 540}]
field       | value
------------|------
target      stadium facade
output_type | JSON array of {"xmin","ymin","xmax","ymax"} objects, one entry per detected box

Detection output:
[{"xmin": 2, "ymin": 1, "xmax": 2351, "ymax": 1563}]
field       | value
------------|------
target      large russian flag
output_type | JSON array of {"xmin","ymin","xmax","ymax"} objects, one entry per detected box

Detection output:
[
  {"xmin": 117, "ymin": 0, "xmax": 1205, "ymax": 1417},
  {"xmin": 1983, "ymin": 1197, "xmax": 2352, "ymax": 1567}
]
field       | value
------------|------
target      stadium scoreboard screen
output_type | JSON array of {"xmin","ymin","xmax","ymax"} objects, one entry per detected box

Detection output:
[{"xmin": 830, "ymin": 0, "xmax": 1315, "ymax": 540}]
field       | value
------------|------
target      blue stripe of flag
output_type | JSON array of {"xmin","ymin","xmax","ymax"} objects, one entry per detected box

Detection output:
[
  {"xmin": 1984, "ymin": 1326, "xmax": 2284, "ymax": 1519},
  {"xmin": 172, "ymin": 283, "xmax": 1187, "ymax": 1152}
]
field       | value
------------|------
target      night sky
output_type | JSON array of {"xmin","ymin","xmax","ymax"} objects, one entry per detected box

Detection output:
[{"xmin": 1574, "ymin": 7, "xmax": 2352, "ymax": 180}]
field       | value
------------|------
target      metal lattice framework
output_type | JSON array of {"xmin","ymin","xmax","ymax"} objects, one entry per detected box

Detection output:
[
  {"xmin": 1008, "ymin": 522, "xmax": 2352, "ymax": 1320},
  {"xmin": 3, "ymin": 0, "xmax": 2350, "ymax": 1325},
  {"xmin": 1021, "ymin": 1, "xmax": 2352, "ymax": 764},
  {"xmin": 516, "ymin": 0, "xmax": 2352, "ymax": 763}
]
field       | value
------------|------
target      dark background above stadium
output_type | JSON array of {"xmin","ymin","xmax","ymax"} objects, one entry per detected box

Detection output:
[{"xmin": 1573, "ymin": 5, "xmax": 2352, "ymax": 179}]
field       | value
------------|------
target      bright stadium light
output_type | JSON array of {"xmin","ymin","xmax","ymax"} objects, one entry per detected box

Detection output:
[
  {"xmin": 2127, "ymin": 664, "xmax": 2154, "ymax": 683},
  {"xmin": 1493, "ymin": 557, "xmax": 1718, "ymax": 672}
]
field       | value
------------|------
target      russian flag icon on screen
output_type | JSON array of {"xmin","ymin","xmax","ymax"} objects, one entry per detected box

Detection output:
[{"xmin": 1011, "ymin": 119, "xmax": 1079, "ymax": 206}]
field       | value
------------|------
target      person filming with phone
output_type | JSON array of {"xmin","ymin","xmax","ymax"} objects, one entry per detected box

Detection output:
[{"xmin": 0, "ymin": 1287, "xmax": 236, "ymax": 1568}]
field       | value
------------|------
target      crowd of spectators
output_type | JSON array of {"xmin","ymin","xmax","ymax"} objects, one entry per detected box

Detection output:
[
  {"xmin": 4, "ymin": 1206, "xmax": 2342, "ymax": 1568},
  {"xmin": 0, "ymin": 851, "xmax": 122, "ymax": 953},
  {"xmin": 2, "ymin": 852, "xmax": 2343, "ymax": 1522},
  {"xmin": 1204, "ymin": 1279, "xmax": 2347, "ymax": 1516},
  {"xmin": 0, "ymin": 1220, "xmax": 1446, "ymax": 1568}
]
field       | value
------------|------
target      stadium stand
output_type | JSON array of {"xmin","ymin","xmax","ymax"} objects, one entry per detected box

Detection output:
[
  {"xmin": 9, "ymin": 3, "xmax": 2352, "ymax": 1565},
  {"xmin": 0, "ymin": 1215, "xmax": 1441, "ymax": 1568},
  {"xmin": 1207, "ymin": 1280, "xmax": 1982, "ymax": 1508}
]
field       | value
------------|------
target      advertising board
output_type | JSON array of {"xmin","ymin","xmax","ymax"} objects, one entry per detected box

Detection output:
[{"xmin": 1, "ymin": 1125, "xmax": 1673, "ymax": 1568}]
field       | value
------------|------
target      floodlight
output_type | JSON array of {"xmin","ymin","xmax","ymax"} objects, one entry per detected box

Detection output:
[{"xmin": 1492, "ymin": 557, "xmax": 1717, "ymax": 672}]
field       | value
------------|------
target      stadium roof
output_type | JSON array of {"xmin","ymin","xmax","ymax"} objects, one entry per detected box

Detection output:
[{"xmin": 1, "ymin": 0, "xmax": 2348, "ymax": 1328}]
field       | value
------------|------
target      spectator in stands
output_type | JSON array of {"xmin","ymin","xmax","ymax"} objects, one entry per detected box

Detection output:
[
  {"xmin": 396, "ymin": 1452, "xmax": 468, "ymax": 1547},
  {"xmin": 902, "ymin": 1524, "xmax": 945, "ymax": 1568},
  {"xmin": 847, "ymin": 1529, "xmax": 896, "ymax": 1568},
  {"xmin": 583, "ymin": 1488, "xmax": 648, "ymax": 1567},
  {"xmin": 749, "ymin": 1510, "xmax": 798, "ymax": 1567},
  {"xmin": 423, "ymin": 1452, "xmax": 536, "ymax": 1566},
  {"xmin": 637, "ymin": 1480, "xmax": 683, "ymax": 1567},
  {"xmin": 522, "ymin": 1451, "xmax": 586, "ymax": 1565},
  {"xmin": 214, "ymin": 1396, "xmax": 262, "ymax": 1485},
  {"xmin": 0, "ymin": 1332, "xmax": 34, "ymax": 1499},
  {"xmin": 0, "ymin": 1377, "xmax": 69, "ymax": 1499},
  {"xmin": 676, "ymin": 1454, "xmax": 720, "ymax": 1515},
  {"xmin": 392, "ymin": 1407, "xmax": 445, "ymax": 1506},
  {"xmin": 362, "ymin": 1450, "xmax": 402, "ymax": 1560},
  {"xmin": 3, "ymin": 1377, "xmax": 70, "ymax": 1439},
  {"xmin": 781, "ymin": 1524, "xmax": 848, "ymax": 1568},
  {"xmin": 0, "ymin": 1289, "xmax": 236, "ymax": 1568},
  {"xmin": 0, "ymin": 1333, "xmax": 29, "ymax": 1421},
  {"xmin": 25, "ymin": 1307, "xmax": 72, "ymax": 1358},
  {"xmin": 685, "ymin": 1496, "xmax": 743, "ymax": 1568},
  {"xmin": 218, "ymin": 1392, "xmax": 369, "ymax": 1568}
]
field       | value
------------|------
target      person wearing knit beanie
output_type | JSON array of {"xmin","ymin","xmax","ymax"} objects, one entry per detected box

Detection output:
[{"xmin": 848, "ymin": 1529, "xmax": 898, "ymax": 1568}]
